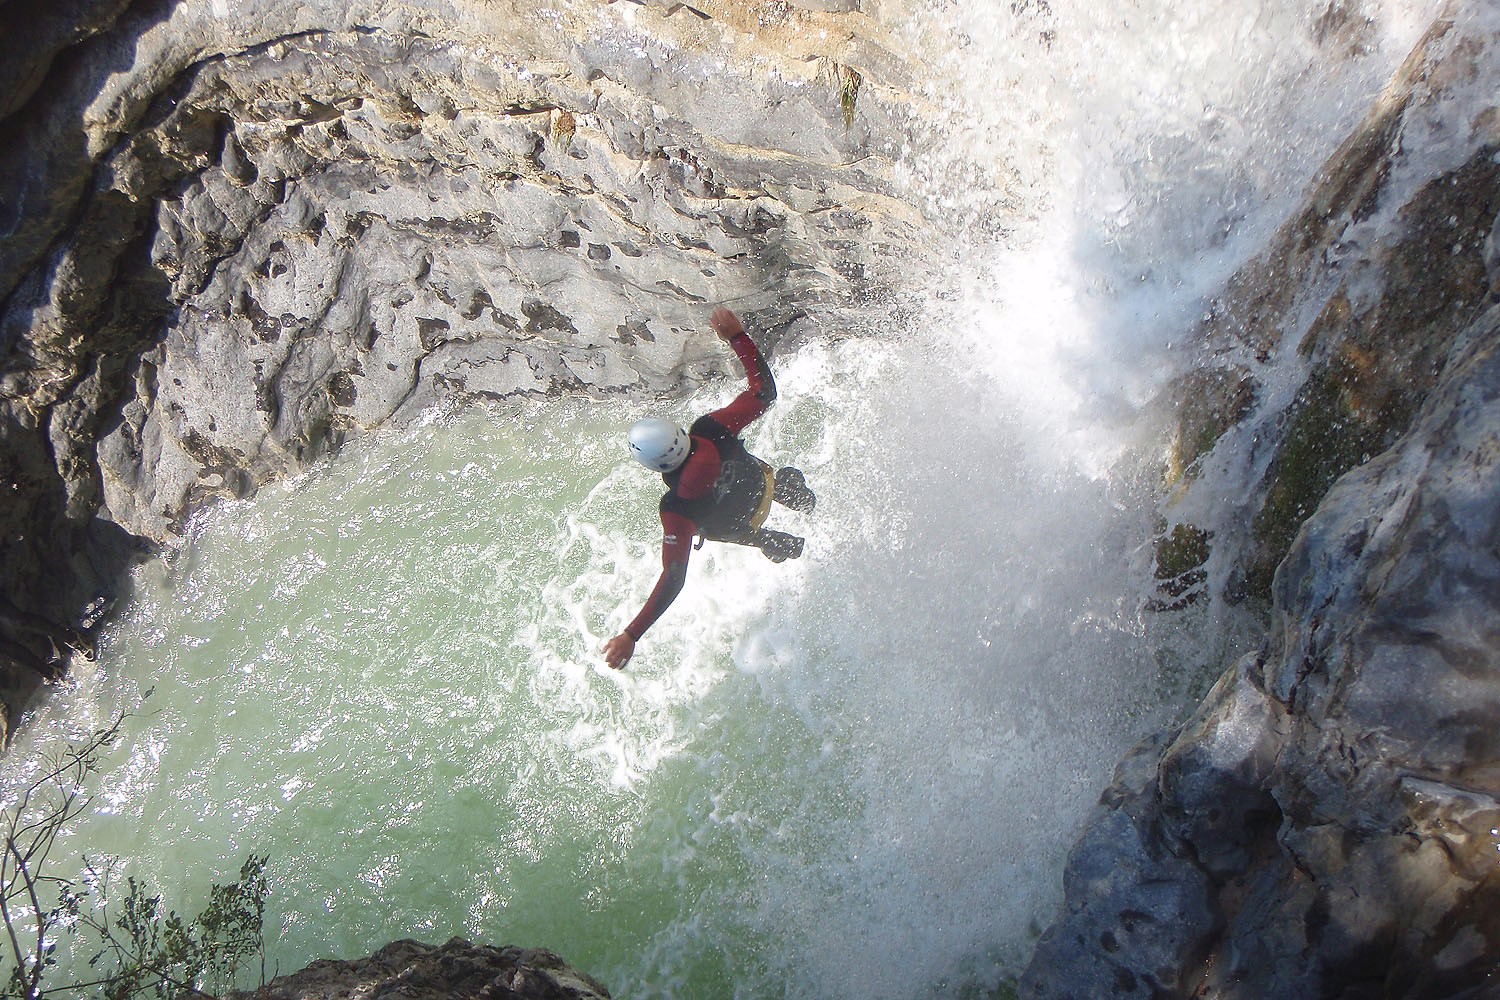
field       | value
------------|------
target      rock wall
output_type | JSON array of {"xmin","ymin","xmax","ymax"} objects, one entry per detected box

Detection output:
[
  {"xmin": 1151, "ymin": 12, "xmax": 1500, "ymax": 609},
  {"xmin": 1024, "ymin": 11, "xmax": 1500, "ymax": 998},
  {"xmin": 0, "ymin": 0, "xmax": 933, "ymax": 735}
]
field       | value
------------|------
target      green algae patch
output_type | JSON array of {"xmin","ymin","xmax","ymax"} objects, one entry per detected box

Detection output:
[
  {"xmin": 1152, "ymin": 522, "xmax": 1212, "ymax": 610},
  {"xmin": 1245, "ymin": 365, "xmax": 1387, "ymax": 600},
  {"xmin": 1161, "ymin": 367, "xmax": 1257, "ymax": 493}
]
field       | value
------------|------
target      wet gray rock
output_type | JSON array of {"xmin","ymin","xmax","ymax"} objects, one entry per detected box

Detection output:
[
  {"xmin": 242, "ymin": 938, "xmax": 612, "ymax": 1000},
  {"xmin": 1151, "ymin": 14, "xmax": 1500, "ymax": 607},
  {"xmin": 1021, "ymin": 731, "xmax": 1222, "ymax": 999},
  {"xmin": 1024, "ymin": 13, "xmax": 1500, "ymax": 995},
  {"xmin": 1028, "ymin": 307, "xmax": 1500, "ymax": 1000}
]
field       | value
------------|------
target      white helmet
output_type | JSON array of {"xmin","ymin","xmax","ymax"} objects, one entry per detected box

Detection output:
[{"xmin": 628, "ymin": 418, "xmax": 690, "ymax": 473}]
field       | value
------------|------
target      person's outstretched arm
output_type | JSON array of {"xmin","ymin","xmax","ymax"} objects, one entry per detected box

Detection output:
[
  {"xmin": 701, "ymin": 307, "xmax": 775, "ymax": 435},
  {"xmin": 602, "ymin": 510, "xmax": 696, "ymax": 669}
]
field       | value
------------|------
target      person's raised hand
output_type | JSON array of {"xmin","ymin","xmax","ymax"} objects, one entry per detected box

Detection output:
[
  {"xmin": 709, "ymin": 307, "xmax": 744, "ymax": 341},
  {"xmin": 602, "ymin": 633, "xmax": 636, "ymax": 670}
]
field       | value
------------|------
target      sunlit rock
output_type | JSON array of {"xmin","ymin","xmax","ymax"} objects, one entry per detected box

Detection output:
[{"xmin": 0, "ymin": 0, "xmax": 927, "ymax": 728}]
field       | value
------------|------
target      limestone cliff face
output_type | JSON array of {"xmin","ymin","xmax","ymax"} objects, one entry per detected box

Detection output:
[
  {"xmin": 0, "ymin": 0, "xmax": 929, "ymax": 727},
  {"xmin": 1023, "ymin": 13, "xmax": 1500, "ymax": 999}
]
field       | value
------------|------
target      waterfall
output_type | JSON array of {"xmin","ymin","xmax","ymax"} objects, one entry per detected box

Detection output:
[{"xmin": 0, "ymin": 1, "xmax": 1446, "ymax": 997}]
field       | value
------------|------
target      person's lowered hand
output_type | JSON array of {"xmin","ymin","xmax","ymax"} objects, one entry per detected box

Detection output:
[{"xmin": 602, "ymin": 633, "xmax": 636, "ymax": 670}]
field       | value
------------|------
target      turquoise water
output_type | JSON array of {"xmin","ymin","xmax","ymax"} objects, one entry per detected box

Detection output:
[{"xmin": 5, "ymin": 338, "xmax": 1197, "ymax": 998}]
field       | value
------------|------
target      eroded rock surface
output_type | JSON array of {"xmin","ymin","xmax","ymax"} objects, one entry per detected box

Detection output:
[
  {"xmin": 0, "ymin": 0, "xmax": 933, "ymax": 732},
  {"xmin": 242, "ymin": 938, "xmax": 613, "ymax": 1000}
]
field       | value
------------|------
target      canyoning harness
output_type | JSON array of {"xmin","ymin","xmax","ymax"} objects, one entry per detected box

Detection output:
[
  {"xmin": 660, "ymin": 420, "xmax": 777, "ymax": 545},
  {"xmin": 691, "ymin": 463, "xmax": 777, "ymax": 551}
]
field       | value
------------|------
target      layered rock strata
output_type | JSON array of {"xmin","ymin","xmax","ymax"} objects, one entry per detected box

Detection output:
[{"xmin": 0, "ymin": 0, "xmax": 930, "ymax": 734}]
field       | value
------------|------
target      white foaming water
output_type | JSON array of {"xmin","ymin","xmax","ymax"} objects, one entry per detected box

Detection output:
[
  {"xmin": 9, "ymin": 336, "xmax": 1186, "ymax": 999},
  {"xmin": 1, "ymin": 2, "xmax": 1448, "ymax": 997},
  {"xmin": 895, "ymin": 0, "xmax": 1446, "ymax": 472}
]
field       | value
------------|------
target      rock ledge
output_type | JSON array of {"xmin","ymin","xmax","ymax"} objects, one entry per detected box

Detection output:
[{"xmin": 243, "ymin": 938, "xmax": 612, "ymax": 1000}]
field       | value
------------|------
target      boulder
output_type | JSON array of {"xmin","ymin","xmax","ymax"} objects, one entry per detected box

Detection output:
[{"xmin": 242, "ymin": 938, "xmax": 612, "ymax": 1000}]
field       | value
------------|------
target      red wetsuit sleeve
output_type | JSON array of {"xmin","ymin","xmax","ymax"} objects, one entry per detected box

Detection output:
[
  {"xmin": 703, "ymin": 332, "xmax": 776, "ymax": 435},
  {"xmin": 624, "ymin": 510, "xmax": 697, "ymax": 640}
]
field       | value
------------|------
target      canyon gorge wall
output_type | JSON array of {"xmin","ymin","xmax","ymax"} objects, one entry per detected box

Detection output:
[
  {"xmin": 1025, "ymin": 11, "xmax": 1500, "ymax": 998},
  {"xmin": 0, "ymin": 0, "xmax": 931, "ymax": 724},
  {"xmin": 1, "ymin": 1, "xmax": 1497, "ymax": 997}
]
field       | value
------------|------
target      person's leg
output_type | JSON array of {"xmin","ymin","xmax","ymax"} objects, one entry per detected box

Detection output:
[
  {"xmin": 736, "ymin": 528, "xmax": 804, "ymax": 563},
  {"xmin": 772, "ymin": 467, "xmax": 815, "ymax": 513}
]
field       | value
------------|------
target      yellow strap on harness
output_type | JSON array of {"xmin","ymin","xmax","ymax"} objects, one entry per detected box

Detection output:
[{"xmin": 746, "ymin": 461, "xmax": 776, "ymax": 531}]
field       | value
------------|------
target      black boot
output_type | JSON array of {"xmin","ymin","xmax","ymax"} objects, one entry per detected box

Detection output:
[
  {"xmin": 744, "ymin": 528, "xmax": 804, "ymax": 563},
  {"xmin": 773, "ymin": 467, "xmax": 816, "ymax": 513}
]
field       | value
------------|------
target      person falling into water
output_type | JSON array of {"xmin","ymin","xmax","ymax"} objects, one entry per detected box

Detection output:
[{"xmin": 602, "ymin": 306, "xmax": 815, "ymax": 670}]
